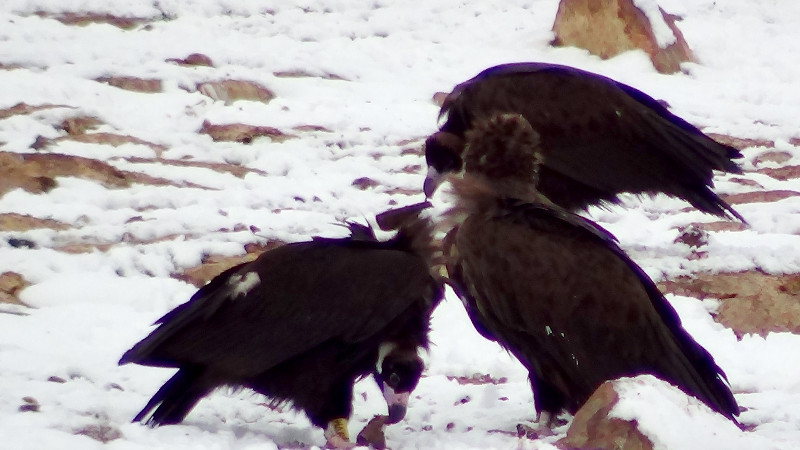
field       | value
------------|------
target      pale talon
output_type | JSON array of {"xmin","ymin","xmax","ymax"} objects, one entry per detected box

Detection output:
[
  {"xmin": 325, "ymin": 418, "xmax": 355, "ymax": 448},
  {"xmin": 517, "ymin": 411, "xmax": 557, "ymax": 439}
]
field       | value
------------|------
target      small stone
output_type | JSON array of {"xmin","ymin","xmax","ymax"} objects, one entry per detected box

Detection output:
[
  {"xmin": 351, "ymin": 177, "xmax": 379, "ymax": 190},
  {"xmin": 74, "ymin": 424, "xmax": 123, "ymax": 443},
  {"xmin": 19, "ymin": 397, "xmax": 40, "ymax": 412},
  {"xmin": 167, "ymin": 53, "xmax": 214, "ymax": 67},
  {"xmin": 356, "ymin": 415, "xmax": 387, "ymax": 449}
]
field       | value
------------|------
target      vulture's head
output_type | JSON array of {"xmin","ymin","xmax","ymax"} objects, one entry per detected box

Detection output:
[
  {"xmin": 462, "ymin": 113, "xmax": 542, "ymax": 183},
  {"xmin": 423, "ymin": 131, "xmax": 464, "ymax": 197},
  {"xmin": 425, "ymin": 113, "xmax": 543, "ymax": 198},
  {"xmin": 373, "ymin": 342, "xmax": 425, "ymax": 424}
]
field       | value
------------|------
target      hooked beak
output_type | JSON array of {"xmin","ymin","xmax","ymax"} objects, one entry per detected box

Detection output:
[
  {"xmin": 423, "ymin": 166, "xmax": 444, "ymax": 198},
  {"xmin": 382, "ymin": 384, "xmax": 410, "ymax": 424}
]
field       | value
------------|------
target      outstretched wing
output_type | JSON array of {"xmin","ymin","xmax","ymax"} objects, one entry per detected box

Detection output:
[{"xmin": 439, "ymin": 62, "xmax": 743, "ymax": 219}]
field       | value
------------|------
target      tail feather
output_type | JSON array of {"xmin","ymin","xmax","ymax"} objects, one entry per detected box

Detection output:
[{"xmin": 133, "ymin": 368, "xmax": 212, "ymax": 426}]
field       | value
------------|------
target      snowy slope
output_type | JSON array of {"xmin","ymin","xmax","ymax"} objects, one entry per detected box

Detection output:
[{"xmin": 1, "ymin": 1, "xmax": 800, "ymax": 448}]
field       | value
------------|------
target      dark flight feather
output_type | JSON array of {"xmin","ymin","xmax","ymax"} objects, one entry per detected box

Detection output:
[{"xmin": 427, "ymin": 62, "xmax": 744, "ymax": 221}]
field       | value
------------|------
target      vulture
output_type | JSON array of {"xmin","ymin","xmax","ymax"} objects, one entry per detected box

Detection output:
[
  {"xmin": 119, "ymin": 212, "xmax": 443, "ymax": 448},
  {"xmin": 441, "ymin": 113, "xmax": 740, "ymax": 429},
  {"xmin": 425, "ymin": 62, "xmax": 744, "ymax": 221}
]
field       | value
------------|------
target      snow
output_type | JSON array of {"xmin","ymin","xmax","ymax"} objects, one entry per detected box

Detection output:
[
  {"xmin": 633, "ymin": 0, "xmax": 676, "ymax": 48},
  {"xmin": 1, "ymin": 0, "xmax": 800, "ymax": 449}
]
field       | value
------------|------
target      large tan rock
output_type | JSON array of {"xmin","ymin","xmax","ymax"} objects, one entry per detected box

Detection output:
[
  {"xmin": 552, "ymin": 0, "xmax": 694, "ymax": 73},
  {"xmin": 557, "ymin": 381, "xmax": 654, "ymax": 450},
  {"xmin": 660, "ymin": 271, "xmax": 800, "ymax": 337}
]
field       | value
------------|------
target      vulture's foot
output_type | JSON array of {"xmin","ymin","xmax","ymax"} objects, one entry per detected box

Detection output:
[{"xmin": 324, "ymin": 418, "xmax": 355, "ymax": 449}]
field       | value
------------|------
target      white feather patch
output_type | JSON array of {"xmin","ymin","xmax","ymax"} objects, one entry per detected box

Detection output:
[
  {"xmin": 375, "ymin": 342, "xmax": 398, "ymax": 373},
  {"xmin": 227, "ymin": 271, "xmax": 261, "ymax": 300}
]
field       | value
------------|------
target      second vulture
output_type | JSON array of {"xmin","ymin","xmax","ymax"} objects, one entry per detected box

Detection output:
[
  {"xmin": 441, "ymin": 113, "xmax": 740, "ymax": 430},
  {"xmin": 425, "ymin": 62, "xmax": 744, "ymax": 221}
]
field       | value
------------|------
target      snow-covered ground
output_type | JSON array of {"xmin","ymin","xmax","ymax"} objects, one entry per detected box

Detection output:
[{"xmin": 1, "ymin": 0, "xmax": 800, "ymax": 448}]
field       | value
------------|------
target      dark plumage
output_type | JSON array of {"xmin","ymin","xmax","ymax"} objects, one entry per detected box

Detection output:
[
  {"xmin": 425, "ymin": 62, "xmax": 744, "ymax": 221},
  {"xmin": 442, "ymin": 113, "xmax": 739, "ymax": 428},
  {"xmin": 119, "ymin": 216, "xmax": 443, "ymax": 448}
]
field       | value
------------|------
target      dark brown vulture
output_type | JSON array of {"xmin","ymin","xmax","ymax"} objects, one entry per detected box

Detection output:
[
  {"xmin": 425, "ymin": 62, "xmax": 744, "ymax": 221},
  {"xmin": 119, "ymin": 214, "xmax": 443, "ymax": 448},
  {"xmin": 441, "ymin": 113, "xmax": 740, "ymax": 430}
]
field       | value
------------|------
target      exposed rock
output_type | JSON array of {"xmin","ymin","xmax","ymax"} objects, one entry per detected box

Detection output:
[
  {"xmin": 59, "ymin": 116, "xmax": 103, "ymax": 136},
  {"xmin": 174, "ymin": 241, "xmax": 283, "ymax": 287},
  {"xmin": 0, "ymin": 213, "xmax": 69, "ymax": 231},
  {"xmin": 31, "ymin": 136, "xmax": 51, "ymax": 150},
  {"xmin": 62, "ymin": 132, "xmax": 166, "ymax": 152},
  {"xmin": 0, "ymin": 152, "xmax": 126, "ymax": 195},
  {"xmin": 684, "ymin": 221, "xmax": 748, "ymax": 233},
  {"xmin": 705, "ymin": 133, "xmax": 774, "ymax": 150},
  {"xmin": 557, "ymin": 381, "xmax": 654, "ymax": 450},
  {"xmin": 552, "ymin": 0, "xmax": 694, "ymax": 74},
  {"xmin": 673, "ymin": 224, "xmax": 708, "ymax": 248},
  {"xmin": 0, "ymin": 151, "xmax": 202, "ymax": 197},
  {"xmin": 273, "ymin": 70, "xmax": 347, "ymax": 81},
  {"xmin": 166, "ymin": 53, "xmax": 214, "ymax": 67},
  {"xmin": 7, "ymin": 238, "xmax": 37, "ymax": 249},
  {"xmin": 728, "ymin": 177, "xmax": 763, "ymax": 189},
  {"xmin": 292, "ymin": 124, "xmax": 333, "ymax": 133},
  {"xmin": 757, "ymin": 165, "xmax": 800, "ymax": 182},
  {"xmin": 352, "ymin": 177, "xmax": 380, "ymax": 190},
  {"xmin": 0, "ymin": 102, "xmax": 73, "ymax": 120},
  {"xmin": 199, "ymin": 121, "xmax": 291, "ymax": 143},
  {"xmin": 37, "ymin": 12, "xmax": 151, "ymax": 30},
  {"xmin": 19, "ymin": 396, "xmax": 40, "ymax": 413},
  {"xmin": 659, "ymin": 271, "xmax": 800, "ymax": 337},
  {"xmin": 0, "ymin": 272, "xmax": 30, "ymax": 306},
  {"xmin": 357, "ymin": 415, "xmax": 388, "ymax": 449},
  {"xmin": 721, "ymin": 189, "xmax": 800, "ymax": 205},
  {"xmin": 446, "ymin": 373, "xmax": 507, "ymax": 385},
  {"xmin": 124, "ymin": 156, "xmax": 267, "ymax": 178},
  {"xmin": 196, "ymin": 80, "xmax": 274, "ymax": 104},
  {"xmin": 95, "ymin": 76, "xmax": 163, "ymax": 93},
  {"xmin": 74, "ymin": 424, "xmax": 123, "ymax": 443},
  {"xmin": 752, "ymin": 150, "xmax": 793, "ymax": 166},
  {"xmin": 22, "ymin": 129, "xmax": 165, "ymax": 155}
]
